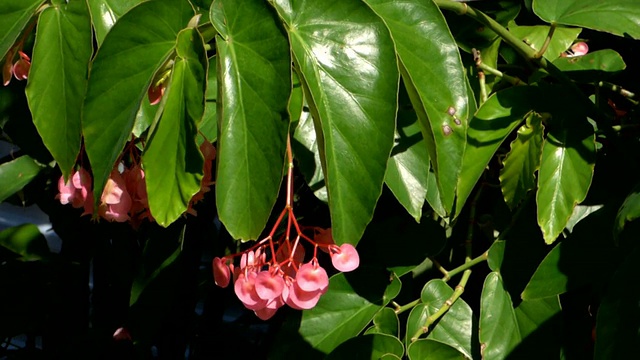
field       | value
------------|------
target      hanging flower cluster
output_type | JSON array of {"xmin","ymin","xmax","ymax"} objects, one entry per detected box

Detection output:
[
  {"xmin": 212, "ymin": 139, "xmax": 360, "ymax": 320},
  {"xmin": 57, "ymin": 139, "xmax": 216, "ymax": 225}
]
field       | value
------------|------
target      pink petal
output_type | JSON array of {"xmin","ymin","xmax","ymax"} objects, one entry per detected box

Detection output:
[
  {"xmin": 285, "ymin": 281, "xmax": 322, "ymax": 310},
  {"xmin": 148, "ymin": 83, "xmax": 164, "ymax": 105},
  {"xmin": 295, "ymin": 262, "xmax": 328, "ymax": 292},
  {"xmin": 331, "ymin": 243, "xmax": 360, "ymax": 272},
  {"xmin": 234, "ymin": 272, "xmax": 267, "ymax": 310},
  {"xmin": 212, "ymin": 257, "xmax": 231, "ymax": 288},
  {"xmin": 12, "ymin": 52, "xmax": 30, "ymax": 81},
  {"xmin": 255, "ymin": 270, "xmax": 285, "ymax": 300}
]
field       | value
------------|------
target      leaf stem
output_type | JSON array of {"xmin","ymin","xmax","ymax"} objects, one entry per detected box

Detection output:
[
  {"xmin": 477, "ymin": 62, "xmax": 526, "ymax": 86},
  {"xmin": 535, "ymin": 23, "xmax": 556, "ymax": 59},
  {"xmin": 598, "ymin": 81, "xmax": 638, "ymax": 102},
  {"xmin": 394, "ymin": 299, "xmax": 421, "ymax": 315},
  {"xmin": 445, "ymin": 251, "xmax": 488, "ymax": 280}
]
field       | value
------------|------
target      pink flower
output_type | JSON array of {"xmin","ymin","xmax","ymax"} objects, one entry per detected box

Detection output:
[
  {"xmin": 57, "ymin": 168, "xmax": 94, "ymax": 216},
  {"xmin": 284, "ymin": 280, "xmax": 324, "ymax": 310},
  {"xmin": 234, "ymin": 271, "xmax": 267, "ymax": 311},
  {"xmin": 212, "ymin": 257, "xmax": 231, "ymax": 288},
  {"xmin": 295, "ymin": 262, "xmax": 328, "ymax": 292},
  {"xmin": 255, "ymin": 270, "xmax": 285, "ymax": 301},
  {"xmin": 99, "ymin": 170, "xmax": 132, "ymax": 222},
  {"xmin": 3, "ymin": 50, "xmax": 30, "ymax": 86},
  {"xmin": 330, "ymin": 243, "xmax": 360, "ymax": 272},
  {"xmin": 563, "ymin": 42, "xmax": 589, "ymax": 57}
]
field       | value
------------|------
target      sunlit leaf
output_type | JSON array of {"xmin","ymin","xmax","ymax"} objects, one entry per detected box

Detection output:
[
  {"xmin": 83, "ymin": 0, "xmax": 194, "ymax": 206},
  {"xmin": 87, "ymin": 0, "xmax": 142, "ymax": 46},
  {"xmin": 365, "ymin": 307, "xmax": 399, "ymax": 337},
  {"xmin": 143, "ymin": 28, "xmax": 206, "ymax": 226},
  {"xmin": 365, "ymin": 0, "xmax": 472, "ymax": 217},
  {"xmin": 553, "ymin": 49, "xmax": 627, "ymax": 82},
  {"xmin": 213, "ymin": 0, "xmax": 290, "ymax": 240},
  {"xmin": 533, "ymin": 0, "xmax": 640, "ymax": 39},
  {"xmin": 26, "ymin": 0, "xmax": 92, "ymax": 179},
  {"xmin": 272, "ymin": 0, "xmax": 398, "ymax": 245},
  {"xmin": 0, "ymin": 0, "xmax": 46, "ymax": 61},
  {"xmin": 536, "ymin": 115, "xmax": 595, "ymax": 244},
  {"xmin": 479, "ymin": 272, "xmax": 521, "ymax": 360},
  {"xmin": 508, "ymin": 22, "xmax": 581, "ymax": 60}
]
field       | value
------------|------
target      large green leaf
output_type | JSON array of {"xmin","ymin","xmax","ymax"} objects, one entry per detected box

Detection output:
[
  {"xmin": 553, "ymin": 49, "xmax": 627, "ymax": 83},
  {"xmin": 292, "ymin": 107, "xmax": 328, "ymax": 202},
  {"xmin": 536, "ymin": 116, "xmax": 596, "ymax": 244},
  {"xmin": 500, "ymin": 113, "xmax": 544, "ymax": 210},
  {"xmin": 298, "ymin": 268, "xmax": 400, "ymax": 354},
  {"xmin": 326, "ymin": 334, "xmax": 404, "ymax": 360},
  {"xmin": 522, "ymin": 206, "xmax": 617, "ymax": 299},
  {"xmin": 533, "ymin": 0, "xmax": 640, "ymax": 39},
  {"xmin": 364, "ymin": 0, "xmax": 472, "ymax": 217},
  {"xmin": 408, "ymin": 339, "xmax": 466, "ymax": 360},
  {"xmin": 272, "ymin": 0, "xmax": 398, "ymax": 245},
  {"xmin": 479, "ymin": 272, "xmax": 521, "ymax": 360},
  {"xmin": 0, "ymin": 155, "xmax": 43, "ymax": 203},
  {"xmin": 365, "ymin": 307, "xmax": 399, "ymax": 338},
  {"xmin": 406, "ymin": 279, "xmax": 473, "ymax": 359},
  {"xmin": 26, "ymin": 0, "xmax": 92, "ymax": 179},
  {"xmin": 511, "ymin": 297, "xmax": 563, "ymax": 359},
  {"xmin": 508, "ymin": 22, "xmax": 581, "ymax": 61},
  {"xmin": 595, "ymin": 245, "xmax": 640, "ymax": 359},
  {"xmin": 83, "ymin": 0, "xmax": 194, "ymax": 206},
  {"xmin": 87, "ymin": 0, "xmax": 143, "ymax": 46},
  {"xmin": 456, "ymin": 87, "xmax": 536, "ymax": 216},
  {"xmin": 384, "ymin": 109, "xmax": 429, "ymax": 221},
  {"xmin": 143, "ymin": 28, "xmax": 206, "ymax": 226},
  {"xmin": 212, "ymin": 0, "xmax": 290, "ymax": 240},
  {"xmin": 199, "ymin": 56, "xmax": 217, "ymax": 142},
  {"xmin": 0, "ymin": 0, "xmax": 46, "ymax": 61}
]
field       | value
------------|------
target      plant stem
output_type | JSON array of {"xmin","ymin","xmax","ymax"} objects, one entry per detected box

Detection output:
[
  {"xmin": 598, "ymin": 81, "xmax": 638, "ymax": 103},
  {"xmin": 477, "ymin": 63, "xmax": 526, "ymax": 86},
  {"xmin": 394, "ymin": 299, "xmax": 421, "ymax": 315},
  {"xmin": 445, "ymin": 251, "xmax": 488, "ymax": 280},
  {"xmin": 535, "ymin": 23, "xmax": 556, "ymax": 59},
  {"xmin": 430, "ymin": 257, "xmax": 450, "ymax": 278}
]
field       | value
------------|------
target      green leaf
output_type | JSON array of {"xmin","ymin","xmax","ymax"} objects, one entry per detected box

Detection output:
[
  {"xmin": 457, "ymin": 87, "xmax": 537, "ymax": 216},
  {"xmin": 365, "ymin": 307, "xmax": 399, "ymax": 337},
  {"xmin": 272, "ymin": 0, "xmax": 398, "ymax": 245},
  {"xmin": 508, "ymin": 22, "xmax": 581, "ymax": 61},
  {"xmin": 533, "ymin": 0, "xmax": 640, "ymax": 39},
  {"xmin": 384, "ymin": 108, "xmax": 429, "ymax": 221},
  {"xmin": 408, "ymin": 339, "xmax": 467, "ymax": 360},
  {"xmin": 614, "ymin": 184, "xmax": 640, "ymax": 239},
  {"xmin": 522, "ymin": 206, "xmax": 617, "ymax": 299},
  {"xmin": 536, "ymin": 116, "xmax": 596, "ymax": 244},
  {"xmin": 26, "ymin": 0, "xmax": 92, "ymax": 179},
  {"xmin": 87, "ymin": 0, "xmax": 142, "ymax": 46},
  {"xmin": 487, "ymin": 240, "xmax": 506, "ymax": 272},
  {"xmin": 199, "ymin": 56, "xmax": 217, "ymax": 142},
  {"xmin": 142, "ymin": 28, "xmax": 206, "ymax": 226},
  {"xmin": 480, "ymin": 272, "xmax": 521, "ymax": 360},
  {"xmin": 0, "ymin": 224, "xmax": 50, "ymax": 261},
  {"xmin": 0, "ymin": 0, "xmax": 46, "ymax": 61},
  {"xmin": 408, "ymin": 279, "xmax": 473, "ymax": 359},
  {"xmin": 298, "ymin": 267, "xmax": 399, "ymax": 354},
  {"xmin": 83, "ymin": 0, "xmax": 194, "ymax": 206},
  {"xmin": 213, "ymin": 0, "xmax": 290, "ymax": 240},
  {"xmin": 0, "ymin": 155, "xmax": 43, "ymax": 203},
  {"xmin": 595, "ymin": 245, "xmax": 640, "ymax": 359},
  {"xmin": 326, "ymin": 334, "xmax": 404, "ymax": 360},
  {"xmin": 292, "ymin": 108, "xmax": 327, "ymax": 202},
  {"xmin": 511, "ymin": 297, "xmax": 563, "ymax": 359},
  {"xmin": 364, "ymin": 0, "xmax": 472, "ymax": 217},
  {"xmin": 500, "ymin": 113, "xmax": 544, "ymax": 210},
  {"xmin": 553, "ymin": 49, "xmax": 627, "ymax": 82}
]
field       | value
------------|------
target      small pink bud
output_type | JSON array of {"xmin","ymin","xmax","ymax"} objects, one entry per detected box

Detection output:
[
  {"xmin": 330, "ymin": 243, "xmax": 360, "ymax": 272},
  {"xmin": 212, "ymin": 257, "xmax": 231, "ymax": 288},
  {"xmin": 12, "ymin": 51, "xmax": 30, "ymax": 81},
  {"xmin": 148, "ymin": 82, "xmax": 164, "ymax": 105}
]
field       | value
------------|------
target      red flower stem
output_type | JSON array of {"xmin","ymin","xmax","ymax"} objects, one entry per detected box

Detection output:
[{"xmin": 285, "ymin": 136, "xmax": 294, "ymax": 209}]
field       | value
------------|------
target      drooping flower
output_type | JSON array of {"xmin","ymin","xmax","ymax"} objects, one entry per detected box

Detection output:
[
  {"xmin": 99, "ymin": 170, "xmax": 132, "ymax": 222},
  {"xmin": 212, "ymin": 257, "xmax": 231, "ymax": 288},
  {"xmin": 330, "ymin": 243, "xmax": 360, "ymax": 272},
  {"xmin": 562, "ymin": 42, "xmax": 589, "ymax": 57},
  {"xmin": 12, "ymin": 51, "xmax": 30, "ymax": 81},
  {"xmin": 295, "ymin": 261, "xmax": 329, "ymax": 292},
  {"xmin": 57, "ymin": 168, "xmax": 94, "ymax": 215}
]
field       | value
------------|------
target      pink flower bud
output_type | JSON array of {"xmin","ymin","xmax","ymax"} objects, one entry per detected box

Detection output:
[
  {"xmin": 330, "ymin": 243, "xmax": 360, "ymax": 272},
  {"xmin": 212, "ymin": 257, "xmax": 231, "ymax": 288},
  {"xmin": 12, "ymin": 51, "xmax": 30, "ymax": 81}
]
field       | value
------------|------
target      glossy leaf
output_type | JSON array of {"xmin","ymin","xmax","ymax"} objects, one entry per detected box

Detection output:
[
  {"xmin": 0, "ymin": 224, "xmax": 50, "ymax": 261},
  {"xmin": 143, "ymin": 28, "xmax": 206, "ymax": 226},
  {"xmin": 199, "ymin": 56, "xmax": 217, "ymax": 142},
  {"xmin": 480, "ymin": 272, "xmax": 521, "ymax": 360},
  {"xmin": 533, "ymin": 0, "xmax": 640, "ymax": 39},
  {"xmin": 456, "ymin": 87, "xmax": 536, "ymax": 216},
  {"xmin": 595, "ymin": 245, "xmax": 640, "ymax": 359},
  {"xmin": 326, "ymin": 334, "xmax": 404, "ymax": 360},
  {"xmin": 0, "ymin": 0, "xmax": 45, "ymax": 61},
  {"xmin": 500, "ymin": 113, "xmax": 544, "ymax": 210},
  {"xmin": 512, "ymin": 297, "xmax": 563, "ymax": 359},
  {"xmin": 365, "ymin": 307, "xmax": 399, "ymax": 337},
  {"xmin": 83, "ymin": 0, "xmax": 194, "ymax": 207},
  {"xmin": 213, "ymin": 0, "xmax": 290, "ymax": 240},
  {"xmin": 515, "ymin": 296, "xmax": 561, "ymax": 337},
  {"xmin": 0, "ymin": 155, "xmax": 43, "ymax": 203},
  {"xmin": 26, "ymin": 0, "xmax": 92, "ymax": 179},
  {"xmin": 384, "ymin": 109, "xmax": 429, "ymax": 221},
  {"xmin": 508, "ymin": 22, "xmax": 581, "ymax": 60},
  {"xmin": 299, "ymin": 268, "xmax": 400, "ymax": 354},
  {"xmin": 408, "ymin": 339, "xmax": 466, "ymax": 360},
  {"xmin": 292, "ymin": 108, "xmax": 328, "ymax": 202},
  {"xmin": 522, "ymin": 207, "xmax": 617, "ymax": 299},
  {"xmin": 365, "ymin": 0, "xmax": 472, "ymax": 217},
  {"xmin": 412, "ymin": 280, "xmax": 473, "ymax": 359},
  {"xmin": 553, "ymin": 49, "xmax": 627, "ymax": 82},
  {"xmin": 87, "ymin": 0, "xmax": 142, "ymax": 46},
  {"xmin": 536, "ymin": 117, "xmax": 596, "ymax": 244},
  {"xmin": 272, "ymin": 0, "xmax": 398, "ymax": 245}
]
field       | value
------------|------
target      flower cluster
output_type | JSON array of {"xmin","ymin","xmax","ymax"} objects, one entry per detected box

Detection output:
[
  {"xmin": 3, "ymin": 50, "xmax": 31, "ymax": 86},
  {"xmin": 213, "ymin": 228, "xmax": 360, "ymax": 320},
  {"xmin": 57, "ymin": 140, "xmax": 216, "ymax": 225}
]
